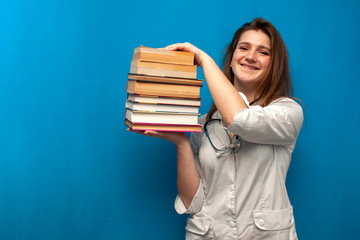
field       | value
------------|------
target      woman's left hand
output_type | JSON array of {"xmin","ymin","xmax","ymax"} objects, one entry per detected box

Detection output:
[{"xmin": 163, "ymin": 42, "xmax": 208, "ymax": 67}]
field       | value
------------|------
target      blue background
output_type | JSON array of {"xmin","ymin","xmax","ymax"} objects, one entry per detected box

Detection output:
[{"xmin": 1, "ymin": 0, "xmax": 359, "ymax": 239}]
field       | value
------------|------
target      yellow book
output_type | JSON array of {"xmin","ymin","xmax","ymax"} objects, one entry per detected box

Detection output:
[
  {"xmin": 130, "ymin": 60, "xmax": 197, "ymax": 79},
  {"xmin": 128, "ymin": 73, "xmax": 202, "ymax": 86},
  {"xmin": 133, "ymin": 46, "xmax": 195, "ymax": 65},
  {"xmin": 126, "ymin": 80, "xmax": 200, "ymax": 99},
  {"xmin": 125, "ymin": 119, "xmax": 202, "ymax": 133}
]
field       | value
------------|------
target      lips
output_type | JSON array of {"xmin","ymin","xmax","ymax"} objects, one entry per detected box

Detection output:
[{"xmin": 240, "ymin": 63, "xmax": 259, "ymax": 70}]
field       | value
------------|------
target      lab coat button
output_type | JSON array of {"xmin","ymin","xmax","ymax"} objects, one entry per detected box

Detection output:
[
  {"xmin": 258, "ymin": 219, "xmax": 265, "ymax": 226},
  {"xmin": 229, "ymin": 221, "xmax": 236, "ymax": 228}
]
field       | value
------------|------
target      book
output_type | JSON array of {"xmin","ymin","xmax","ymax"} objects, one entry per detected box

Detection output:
[
  {"xmin": 126, "ymin": 80, "xmax": 201, "ymax": 99},
  {"xmin": 125, "ymin": 109, "xmax": 199, "ymax": 125},
  {"xmin": 130, "ymin": 60, "xmax": 197, "ymax": 79},
  {"xmin": 124, "ymin": 45, "xmax": 203, "ymax": 132},
  {"xmin": 126, "ymin": 100, "xmax": 199, "ymax": 114},
  {"xmin": 127, "ymin": 94, "xmax": 201, "ymax": 107},
  {"xmin": 125, "ymin": 119, "xmax": 202, "ymax": 133},
  {"xmin": 133, "ymin": 46, "xmax": 195, "ymax": 65},
  {"xmin": 128, "ymin": 73, "xmax": 202, "ymax": 86}
]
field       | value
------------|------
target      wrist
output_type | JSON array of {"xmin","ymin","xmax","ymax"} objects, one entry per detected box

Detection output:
[
  {"xmin": 198, "ymin": 52, "xmax": 215, "ymax": 69},
  {"xmin": 174, "ymin": 135, "xmax": 191, "ymax": 150}
]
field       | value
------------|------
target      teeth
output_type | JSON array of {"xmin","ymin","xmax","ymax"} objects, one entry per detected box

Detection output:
[{"xmin": 242, "ymin": 64, "xmax": 257, "ymax": 70}]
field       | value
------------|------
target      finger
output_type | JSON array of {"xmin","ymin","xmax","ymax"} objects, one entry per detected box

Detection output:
[
  {"xmin": 128, "ymin": 128, "xmax": 148, "ymax": 136},
  {"xmin": 165, "ymin": 43, "xmax": 190, "ymax": 52},
  {"xmin": 143, "ymin": 130, "xmax": 158, "ymax": 135},
  {"xmin": 163, "ymin": 44, "xmax": 180, "ymax": 51},
  {"xmin": 143, "ymin": 130, "xmax": 172, "ymax": 138}
]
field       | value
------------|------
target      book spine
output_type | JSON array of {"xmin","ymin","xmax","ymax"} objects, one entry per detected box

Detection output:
[
  {"xmin": 125, "ymin": 119, "xmax": 202, "ymax": 133},
  {"xmin": 130, "ymin": 67, "xmax": 196, "ymax": 79},
  {"xmin": 126, "ymin": 100, "xmax": 199, "ymax": 113},
  {"xmin": 126, "ymin": 110, "xmax": 199, "ymax": 125},
  {"xmin": 127, "ymin": 94, "xmax": 201, "ymax": 107},
  {"xmin": 127, "ymin": 73, "xmax": 203, "ymax": 86},
  {"xmin": 133, "ymin": 52, "xmax": 194, "ymax": 65},
  {"xmin": 133, "ymin": 46, "xmax": 195, "ymax": 65},
  {"xmin": 126, "ymin": 81, "xmax": 200, "ymax": 99},
  {"xmin": 132, "ymin": 61, "xmax": 197, "ymax": 72}
]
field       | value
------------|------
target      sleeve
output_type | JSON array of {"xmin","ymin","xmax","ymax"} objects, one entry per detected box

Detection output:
[
  {"xmin": 174, "ymin": 178, "xmax": 205, "ymax": 214},
  {"xmin": 174, "ymin": 115, "xmax": 206, "ymax": 215},
  {"xmin": 225, "ymin": 98, "xmax": 303, "ymax": 146}
]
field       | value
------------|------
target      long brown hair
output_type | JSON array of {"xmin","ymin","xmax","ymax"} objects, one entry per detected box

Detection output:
[{"xmin": 207, "ymin": 18, "xmax": 293, "ymax": 120}]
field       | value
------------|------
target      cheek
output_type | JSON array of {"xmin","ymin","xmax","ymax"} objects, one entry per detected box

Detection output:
[
  {"xmin": 230, "ymin": 56, "xmax": 236, "ymax": 67},
  {"xmin": 231, "ymin": 51, "xmax": 242, "ymax": 65},
  {"xmin": 261, "ymin": 58, "xmax": 271, "ymax": 73}
]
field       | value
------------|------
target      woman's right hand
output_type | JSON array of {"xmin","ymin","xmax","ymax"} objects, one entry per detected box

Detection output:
[
  {"xmin": 127, "ymin": 128, "xmax": 189, "ymax": 146},
  {"xmin": 127, "ymin": 128, "xmax": 200, "ymax": 208}
]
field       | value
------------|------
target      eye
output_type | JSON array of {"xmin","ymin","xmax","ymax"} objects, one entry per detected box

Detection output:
[
  {"xmin": 259, "ymin": 51, "xmax": 270, "ymax": 56},
  {"xmin": 239, "ymin": 46, "xmax": 248, "ymax": 51}
]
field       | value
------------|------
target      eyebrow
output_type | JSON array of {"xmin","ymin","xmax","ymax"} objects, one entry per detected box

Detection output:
[{"xmin": 238, "ymin": 41, "xmax": 271, "ymax": 52}]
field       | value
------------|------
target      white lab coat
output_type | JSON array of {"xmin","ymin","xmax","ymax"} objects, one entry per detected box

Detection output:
[{"xmin": 175, "ymin": 96, "xmax": 303, "ymax": 240}]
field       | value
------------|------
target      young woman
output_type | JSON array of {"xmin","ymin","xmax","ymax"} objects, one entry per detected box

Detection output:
[{"xmin": 129, "ymin": 18, "xmax": 303, "ymax": 239}]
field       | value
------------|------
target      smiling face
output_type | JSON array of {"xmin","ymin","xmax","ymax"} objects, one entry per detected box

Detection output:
[{"xmin": 230, "ymin": 30, "xmax": 271, "ymax": 92}]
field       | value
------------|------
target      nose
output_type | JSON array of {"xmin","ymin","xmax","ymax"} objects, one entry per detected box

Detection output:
[{"xmin": 245, "ymin": 50, "xmax": 257, "ymax": 62}]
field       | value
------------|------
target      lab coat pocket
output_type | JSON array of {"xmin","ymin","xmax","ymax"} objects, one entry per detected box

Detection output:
[
  {"xmin": 252, "ymin": 206, "xmax": 297, "ymax": 239},
  {"xmin": 185, "ymin": 215, "xmax": 214, "ymax": 240}
]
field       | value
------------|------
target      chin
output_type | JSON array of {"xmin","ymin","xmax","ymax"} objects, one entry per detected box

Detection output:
[{"xmin": 235, "ymin": 78, "xmax": 262, "ymax": 88}]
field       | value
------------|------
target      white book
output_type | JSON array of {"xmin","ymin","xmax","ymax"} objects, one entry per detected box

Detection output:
[
  {"xmin": 126, "ymin": 100, "xmax": 199, "ymax": 114},
  {"xmin": 127, "ymin": 94, "xmax": 201, "ymax": 107},
  {"xmin": 125, "ymin": 109, "xmax": 199, "ymax": 125}
]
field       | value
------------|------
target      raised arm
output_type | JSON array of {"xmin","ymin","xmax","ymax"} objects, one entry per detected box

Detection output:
[{"xmin": 164, "ymin": 43, "xmax": 248, "ymax": 126}]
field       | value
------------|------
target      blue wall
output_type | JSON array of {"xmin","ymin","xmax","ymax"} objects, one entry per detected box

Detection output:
[{"xmin": 1, "ymin": 0, "xmax": 359, "ymax": 239}]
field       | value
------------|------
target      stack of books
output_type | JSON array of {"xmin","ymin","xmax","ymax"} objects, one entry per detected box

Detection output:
[{"xmin": 125, "ymin": 46, "xmax": 203, "ymax": 132}]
